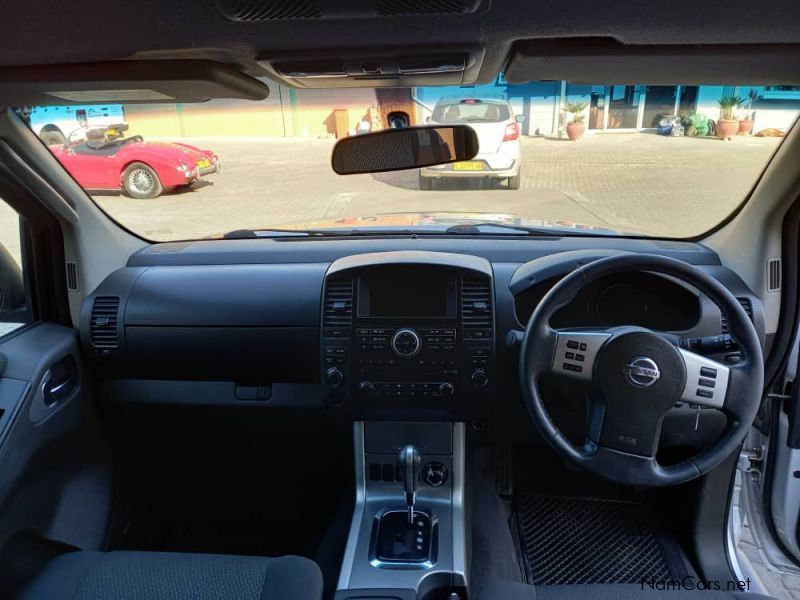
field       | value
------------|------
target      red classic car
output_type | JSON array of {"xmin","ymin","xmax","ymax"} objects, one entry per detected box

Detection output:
[{"xmin": 49, "ymin": 124, "xmax": 219, "ymax": 198}]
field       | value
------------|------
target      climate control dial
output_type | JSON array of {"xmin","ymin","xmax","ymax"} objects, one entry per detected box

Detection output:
[
  {"xmin": 471, "ymin": 370, "xmax": 489, "ymax": 388},
  {"xmin": 437, "ymin": 382, "xmax": 455, "ymax": 397},
  {"xmin": 326, "ymin": 367, "xmax": 344, "ymax": 388},
  {"xmin": 391, "ymin": 328, "xmax": 421, "ymax": 358}
]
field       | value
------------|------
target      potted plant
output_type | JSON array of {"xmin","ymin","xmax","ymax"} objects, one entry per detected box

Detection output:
[
  {"xmin": 717, "ymin": 94, "xmax": 743, "ymax": 140},
  {"xmin": 565, "ymin": 101, "xmax": 588, "ymax": 140},
  {"xmin": 738, "ymin": 90, "xmax": 758, "ymax": 135}
]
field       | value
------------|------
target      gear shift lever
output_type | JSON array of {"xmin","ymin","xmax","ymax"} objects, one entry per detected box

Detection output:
[{"xmin": 398, "ymin": 445, "xmax": 421, "ymax": 523}]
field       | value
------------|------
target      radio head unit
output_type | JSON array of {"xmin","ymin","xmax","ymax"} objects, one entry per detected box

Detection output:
[{"xmin": 320, "ymin": 258, "xmax": 495, "ymax": 419}]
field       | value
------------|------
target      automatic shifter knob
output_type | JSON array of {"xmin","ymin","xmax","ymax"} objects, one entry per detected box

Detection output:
[{"xmin": 398, "ymin": 445, "xmax": 421, "ymax": 523}]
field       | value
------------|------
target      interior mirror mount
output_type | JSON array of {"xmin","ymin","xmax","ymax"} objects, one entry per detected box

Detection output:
[{"xmin": 331, "ymin": 125, "xmax": 479, "ymax": 175}]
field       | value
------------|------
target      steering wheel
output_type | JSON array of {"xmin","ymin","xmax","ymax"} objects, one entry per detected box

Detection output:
[{"xmin": 519, "ymin": 254, "xmax": 764, "ymax": 487}]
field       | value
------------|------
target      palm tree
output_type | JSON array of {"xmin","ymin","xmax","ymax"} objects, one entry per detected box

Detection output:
[
  {"xmin": 564, "ymin": 101, "xmax": 588, "ymax": 124},
  {"xmin": 718, "ymin": 95, "xmax": 745, "ymax": 121}
]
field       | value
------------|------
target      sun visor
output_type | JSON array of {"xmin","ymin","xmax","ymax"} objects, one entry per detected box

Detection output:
[
  {"xmin": 505, "ymin": 40, "xmax": 800, "ymax": 85},
  {"xmin": 0, "ymin": 60, "xmax": 269, "ymax": 105}
]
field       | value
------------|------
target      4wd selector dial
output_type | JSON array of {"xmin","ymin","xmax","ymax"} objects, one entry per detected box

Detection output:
[
  {"xmin": 422, "ymin": 461, "xmax": 449, "ymax": 487},
  {"xmin": 391, "ymin": 328, "xmax": 421, "ymax": 358}
]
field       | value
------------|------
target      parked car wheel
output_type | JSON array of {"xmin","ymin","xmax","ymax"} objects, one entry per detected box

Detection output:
[
  {"xmin": 123, "ymin": 162, "xmax": 163, "ymax": 199},
  {"xmin": 40, "ymin": 130, "xmax": 65, "ymax": 146},
  {"xmin": 419, "ymin": 174, "xmax": 434, "ymax": 191},
  {"xmin": 508, "ymin": 173, "xmax": 521, "ymax": 190}
]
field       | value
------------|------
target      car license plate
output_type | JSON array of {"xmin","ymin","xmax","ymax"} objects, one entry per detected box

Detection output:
[
  {"xmin": 453, "ymin": 161, "xmax": 483, "ymax": 171},
  {"xmin": 197, "ymin": 159, "xmax": 211, "ymax": 169}
]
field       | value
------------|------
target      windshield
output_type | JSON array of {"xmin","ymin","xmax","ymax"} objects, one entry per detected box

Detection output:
[{"xmin": 26, "ymin": 81, "xmax": 799, "ymax": 240}]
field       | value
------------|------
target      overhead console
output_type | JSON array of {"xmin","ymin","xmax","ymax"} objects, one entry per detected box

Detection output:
[
  {"xmin": 321, "ymin": 252, "xmax": 495, "ymax": 420},
  {"xmin": 259, "ymin": 48, "xmax": 485, "ymax": 89}
]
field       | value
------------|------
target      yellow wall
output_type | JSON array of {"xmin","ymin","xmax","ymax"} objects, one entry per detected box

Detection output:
[
  {"xmin": 123, "ymin": 81, "xmax": 380, "ymax": 139},
  {"xmin": 124, "ymin": 105, "xmax": 183, "ymax": 138},
  {"xmin": 290, "ymin": 88, "xmax": 379, "ymax": 137}
]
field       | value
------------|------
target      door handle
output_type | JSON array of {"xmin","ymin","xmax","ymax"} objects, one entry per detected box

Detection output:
[{"xmin": 41, "ymin": 356, "xmax": 78, "ymax": 406}]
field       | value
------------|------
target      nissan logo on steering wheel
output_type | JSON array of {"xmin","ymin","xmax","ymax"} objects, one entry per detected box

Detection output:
[{"xmin": 623, "ymin": 357, "xmax": 661, "ymax": 388}]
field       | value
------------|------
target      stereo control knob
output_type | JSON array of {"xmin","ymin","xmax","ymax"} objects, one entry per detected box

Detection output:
[
  {"xmin": 391, "ymin": 328, "xmax": 421, "ymax": 358},
  {"xmin": 437, "ymin": 382, "xmax": 454, "ymax": 398},
  {"xmin": 423, "ymin": 461, "xmax": 449, "ymax": 487},
  {"xmin": 471, "ymin": 369, "xmax": 489, "ymax": 388},
  {"xmin": 358, "ymin": 381, "xmax": 375, "ymax": 395},
  {"xmin": 326, "ymin": 367, "xmax": 344, "ymax": 388}
]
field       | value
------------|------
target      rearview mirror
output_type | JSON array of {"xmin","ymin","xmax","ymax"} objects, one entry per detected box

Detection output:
[{"xmin": 331, "ymin": 125, "xmax": 479, "ymax": 175}]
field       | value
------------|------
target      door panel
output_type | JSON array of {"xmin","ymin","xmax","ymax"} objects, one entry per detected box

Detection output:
[
  {"xmin": 56, "ymin": 152, "xmax": 114, "ymax": 189},
  {"xmin": 0, "ymin": 323, "xmax": 111, "ymax": 578}
]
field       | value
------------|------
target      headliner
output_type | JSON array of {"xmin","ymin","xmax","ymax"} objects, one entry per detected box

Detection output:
[{"xmin": 5, "ymin": 0, "xmax": 800, "ymax": 86}]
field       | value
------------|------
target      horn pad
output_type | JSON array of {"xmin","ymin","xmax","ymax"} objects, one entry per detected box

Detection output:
[{"xmin": 594, "ymin": 330, "xmax": 687, "ymax": 456}]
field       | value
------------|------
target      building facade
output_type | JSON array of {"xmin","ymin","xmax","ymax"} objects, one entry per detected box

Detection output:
[
  {"xmin": 101, "ymin": 79, "xmax": 800, "ymax": 140},
  {"xmin": 416, "ymin": 80, "xmax": 800, "ymax": 137}
]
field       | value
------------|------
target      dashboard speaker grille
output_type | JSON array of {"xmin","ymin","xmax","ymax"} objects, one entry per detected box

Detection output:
[
  {"xmin": 216, "ymin": 0, "xmax": 322, "ymax": 21},
  {"xmin": 461, "ymin": 276, "xmax": 492, "ymax": 330},
  {"xmin": 323, "ymin": 279, "xmax": 353, "ymax": 327},
  {"xmin": 767, "ymin": 258, "xmax": 781, "ymax": 292},
  {"xmin": 720, "ymin": 297, "xmax": 753, "ymax": 335},
  {"xmin": 66, "ymin": 261, "xmax": 78, "ymax": 291},
  {"xmin": 376, "ymin": 0, "xmax": 472, "ymax": 15},
  {"xmin": 90, "ymin": 296, "xmax": 120, "ymax": 351}
]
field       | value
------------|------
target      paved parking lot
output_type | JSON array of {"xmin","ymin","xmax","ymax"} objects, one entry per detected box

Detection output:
[
  {"xmin": 91, "ymin": 132, "xmax": 781, "ymax": 241},
  {"xmin": 0, "ymin": 132, "xmax": 784, "ymax": 265}
]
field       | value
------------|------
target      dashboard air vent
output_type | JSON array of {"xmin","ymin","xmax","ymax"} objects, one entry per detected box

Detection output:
[
  {"xmin": 90, "ymin": 296, "xmax": 120, "ymax": 351},
  {"xmin": 216, "ymin": 0, "xmax": 322, "ymax": 21},
  {"xmin": 461, "ymin": 276, "xmax": 492, "ymax": 337},
  {"xmin": 720, "ymin": 297, "xmax": 753, "ymax": 335},
  {"xmin": 323, "ymin": 278, "xmax": 353, "ymax": 329}
]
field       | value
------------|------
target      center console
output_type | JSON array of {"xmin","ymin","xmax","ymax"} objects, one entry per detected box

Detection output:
[
  {"xmin": 325, "ymin": 253, "xmax": 483, "ymax": 599},
  {"xmin": 336, "ymin": 421, "xmax": 467, "ymax": 599},
  {"xmin": 320, "ymin": 252, "xmax": 495, "ymax": 420}
]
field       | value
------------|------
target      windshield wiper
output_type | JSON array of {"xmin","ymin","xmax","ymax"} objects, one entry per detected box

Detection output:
[
  {"xmin": 222, "ymin": 223, "xmax": 611, "ymax": 239},
  {"xmin": 223, "ymin": 228, "xmax": 317, "ymax": 238},
  {"xmin": 444, "ymin": 223, "xmax": 597, "ymax": 236},
  {"xmin": 223, "ymin": 227, "xmax": 439, "ymax": 239}
]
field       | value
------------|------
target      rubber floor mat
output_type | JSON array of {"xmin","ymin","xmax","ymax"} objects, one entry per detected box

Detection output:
[{"xmin": 514, "ymin": 494, "xmax": 686, "ymax": 586}]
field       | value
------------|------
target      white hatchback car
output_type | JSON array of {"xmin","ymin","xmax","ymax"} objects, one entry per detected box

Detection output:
[{"xmin": 420, "ymin": 98, "xmax": 522, "ymax": 190}]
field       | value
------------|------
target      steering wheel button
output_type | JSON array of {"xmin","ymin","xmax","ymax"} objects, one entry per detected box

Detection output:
[
  {"xmin": 566, "ymin": 340, "xmax": 579, "ymax": 349},
  {"xmin": 699, "ymin": 366, "xmax": 717, "ymax": 378},
  {"xmin": 565, "ymin": 352, "xmax": 575, "ymax": 360},
  {"xmin": 698, "ymin": 378, "xmax": 715, "ymax": 388},
  {"xmin": 579, "ymin": 343, "xmax": 588, "ymax": 351},
  {"xmin": 696, "ymin": 388, "xmax": 714, "ymax": 399},
  {"xmin": 575, "ymin": 354, "xmax": 585, "ymax": 362}
]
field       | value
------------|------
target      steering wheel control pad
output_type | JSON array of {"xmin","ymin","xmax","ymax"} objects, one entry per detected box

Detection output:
[{"xmin": 594, "ymin": 329, "xmax": 687, "ymax": 456}]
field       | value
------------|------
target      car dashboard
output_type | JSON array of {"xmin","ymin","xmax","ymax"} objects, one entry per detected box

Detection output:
[{"xmin": 81, "ymin": 235, "xmax": 765, "ymax": 449}]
